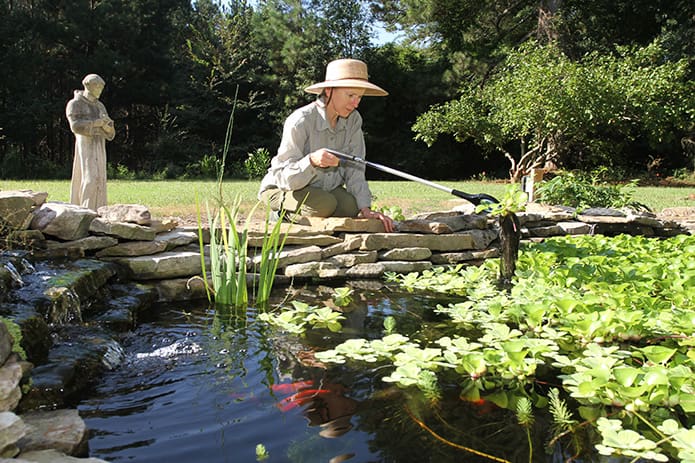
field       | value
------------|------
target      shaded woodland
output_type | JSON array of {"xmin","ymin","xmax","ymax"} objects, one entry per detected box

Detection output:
[{"xmin": 0, "ymin": 0, "xmax": 692, "ymax": 181}]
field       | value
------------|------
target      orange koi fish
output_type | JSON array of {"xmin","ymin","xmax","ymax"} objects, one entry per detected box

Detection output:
[
  {"xmin": 270, "ymin": 380, "xmax": 315, "ymax": 394},
  {"xmin": 276, "ymin": 388, "xmax": 331, "ymax": 412}
]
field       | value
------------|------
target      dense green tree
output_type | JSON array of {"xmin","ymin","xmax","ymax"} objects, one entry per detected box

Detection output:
[
  {"xmin": 0, "ymin": 0, "xmax": 194, "ymax": 178},
  {"xmin": 371, "ymin": 0, "xmax": 539, "ymax": 84},
  {"xmin": 249, "ymin": 0, "xmax": 330, "ymax": 122},
  {"xmin": 0, "ymin": 1, "xmax": 79, "ymax": 177},
  {"xmin": 89, "ymin": 0, "xmax": 193, "ymax": 175},
  {"xmin": 558, "ymin": 0, "xmax": 695, "ymax": 62},
  {"xmin": 0, "ymin": 0, "xmax": 692, "ymax": 180},
  {"xmin": 310, "ymin": 0, "xmax": 373, "ymax": 58},
  {"xmin": 375, "ymin": 0, "xmax": 693, "ymax": 176},
  {"xmin": 413, "ymin": 41, "xmax": 694, "ymax": 180},
  {"xmin": 373, "ymin": 0, "xmax": 693, "ymax": 82},
  {"xmin": 360, "ymin": 44, "xmax": 472, "ymax": 178},
  {"xmin": 180, "ymin": 0, "xmax": 267, "ymax": 177}
]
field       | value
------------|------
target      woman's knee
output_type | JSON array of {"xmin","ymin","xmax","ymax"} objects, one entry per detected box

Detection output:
[
  {"xmin": 331, "ymin": 188, "xmax": 359, "ymax": 217},
  {"xmin": 292, "ymin": 189, "xmax": 337, "ymax": 217}
]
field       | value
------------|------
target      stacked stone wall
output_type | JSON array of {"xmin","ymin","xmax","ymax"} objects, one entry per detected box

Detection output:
[{"xmin": 1, "ymin": 190, "xmax": 693, "ymax": 304}]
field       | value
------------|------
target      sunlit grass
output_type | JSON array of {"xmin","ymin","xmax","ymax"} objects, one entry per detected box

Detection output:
[{"xmin": 1, "ymin": 179, "xmax": 691, "ymax": 221}]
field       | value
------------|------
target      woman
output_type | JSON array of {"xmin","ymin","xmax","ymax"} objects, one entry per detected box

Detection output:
[{"xmin": 258, "ymin": 58, "xmax": 395, "ymax": 232}]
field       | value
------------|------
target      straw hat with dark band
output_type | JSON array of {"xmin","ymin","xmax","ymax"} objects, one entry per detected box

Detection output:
[{"xmin": 305, "ymin": 59, "xmax": 388, "ymax": 97}]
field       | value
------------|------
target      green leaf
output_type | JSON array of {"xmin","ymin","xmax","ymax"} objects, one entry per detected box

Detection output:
[
  {"xmin": 485, "ymin": 390, "xmax": 509, "ymax": 409},
  {"xmin": 643, "ymin": 368, "xmax": 669, "ymax": 386},
  {"xmin": 678, "ymin": 393, "xmax": 695, "ymax": 413},
  {"xmin": 613, "ymin": 367, "xmax": 640, "ymax": 387},
  {"xmin": 639, "ymin": 346, "xmax": 676, "ymax": 364}
]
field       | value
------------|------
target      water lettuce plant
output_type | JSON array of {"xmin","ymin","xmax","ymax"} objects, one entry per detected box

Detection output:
[
  {"xmin": 316, "ymin": 233, "xmax": 695, "ymax": 461},
  {"xmin": 258, "ymin": 300, "xmax": 345, "ymax": 334}
]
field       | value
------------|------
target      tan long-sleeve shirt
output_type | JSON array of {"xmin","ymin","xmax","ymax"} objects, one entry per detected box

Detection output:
[{"xmin": 258, "ymin": 99, "xmax": 373, "ymax": 210}]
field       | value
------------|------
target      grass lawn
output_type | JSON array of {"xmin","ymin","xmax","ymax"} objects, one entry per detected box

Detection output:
[{"xmin": 1, "ymin": 179, "xmax": 693, "ymax": 222}]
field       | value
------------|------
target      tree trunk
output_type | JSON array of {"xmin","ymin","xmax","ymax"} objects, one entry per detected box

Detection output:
[
  {"xmin": 498, "ymin": 212, "xmax": 521, "ymax": 290},
  {"xmin": 538, "ymin": 0, "xmax": 561, "ymax": 42}
]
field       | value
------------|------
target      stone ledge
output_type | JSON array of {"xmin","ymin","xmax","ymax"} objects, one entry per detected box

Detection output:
[{"xmin": 1, "ymin": 191, "xmax": 693, "ymax": 302}]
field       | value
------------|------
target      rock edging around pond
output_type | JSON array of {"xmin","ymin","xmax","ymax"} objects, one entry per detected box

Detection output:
[
  {"xmin": 2, "ymin": 191, "xmax": 692, "ymax": 303},
  {"xmin": 0, "ymin": 189, "xmax": 693, "ymax": 462},
  {"xmin": 0, "ymin": 321, "xmax": 108, "ymax": 462}
]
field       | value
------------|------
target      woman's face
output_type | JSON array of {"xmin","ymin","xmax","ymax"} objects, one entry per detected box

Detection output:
[{"xmin": 326, "ymin": 87, "xmax": 365, "ymax": 119}]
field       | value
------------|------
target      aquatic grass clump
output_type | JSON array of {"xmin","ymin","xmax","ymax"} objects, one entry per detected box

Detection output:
[
  {"xmin": 203, "ymin": 196, "xmax": 250, "ymax": 307},
  {"xmin": 196, "ymin": 87, "xmax": 288, "ymax": 309},
  {"xmin": 197, "ymin": 194, "xmax": 290, "ymax": 309},
  {"xmin": 253, "ymin": 208, "xmax": 290, "ymax": 307}
]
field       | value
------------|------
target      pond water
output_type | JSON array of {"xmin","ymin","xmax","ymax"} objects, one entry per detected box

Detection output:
[{"xmin": 77, "ymin": 283, "xmax": 568, "ymax": 463}]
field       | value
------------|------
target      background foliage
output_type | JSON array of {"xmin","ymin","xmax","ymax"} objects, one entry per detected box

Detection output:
[{"xmin": 0, "ymin": 0, "xmax": 692, "ymax": 181}]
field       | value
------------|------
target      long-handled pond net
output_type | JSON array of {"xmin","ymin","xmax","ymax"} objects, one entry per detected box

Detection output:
[
  {"xmin": 326, "ymin": 149, "xmax": 500, "ymax": 206},
  {"xmin": 328, "ymin": 149, "xmax": 521, "ymax": 285}
]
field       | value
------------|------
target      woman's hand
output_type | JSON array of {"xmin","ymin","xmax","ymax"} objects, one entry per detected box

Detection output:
[
  {"xmin": 359, "ymin": 207, "xmax": 395, "ymax": 233},
  {"xmin": 309, "ymin": 149, "xmax": 340, "ymax": 168}
]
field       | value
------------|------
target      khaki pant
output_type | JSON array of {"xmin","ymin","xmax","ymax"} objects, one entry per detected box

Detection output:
[{"xmin": 259, "ymin": 186, "xmax": 359, "ymax": 218}]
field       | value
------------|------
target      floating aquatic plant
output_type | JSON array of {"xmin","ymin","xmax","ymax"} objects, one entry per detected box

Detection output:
[{"xmin": 317, "ymin": 233, "xmax": 695, "ymax": 461}]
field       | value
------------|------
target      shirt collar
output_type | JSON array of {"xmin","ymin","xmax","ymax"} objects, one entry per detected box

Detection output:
[{"xmin": 314, "ymin": 98, "xmax": 346, "ymax": 133}]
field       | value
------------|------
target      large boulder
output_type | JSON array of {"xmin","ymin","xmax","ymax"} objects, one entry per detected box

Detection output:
[
  {"xmin": 29, "ymin": 204, "xmax": 97, "ymax": 241},
  {"xmin": 0, "ymin": 191, "xmax": 47, "ymax": 231},
  {"xmin": 89, "ymin": 218, "xmax": 156, "ymax": 241},
  {"xmin": 97, "ymin": 204, "xmax": 151, "ymax": 225},
  {"xmin": 109, "ymin": 251, "xmax": 205, "ymax": 280},
  {"xmin": 17, "ymin": 409, "xmax": 88, "ymax": 456},
  {"xmin": 0, "ymin": 411, "xmax": 27, "ymax": 457}
]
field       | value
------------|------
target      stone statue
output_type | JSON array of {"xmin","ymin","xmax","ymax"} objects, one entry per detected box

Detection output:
[{"xmin": 66, "ymin": 74, "xmax": 115, "ymax": 211}]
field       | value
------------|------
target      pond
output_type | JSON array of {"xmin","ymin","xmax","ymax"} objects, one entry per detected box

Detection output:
[{"xmin": 77, "ymin": 282, "xmax": 568, "ymax": 463}]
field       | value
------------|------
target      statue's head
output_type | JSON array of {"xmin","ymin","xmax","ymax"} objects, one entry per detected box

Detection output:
[{"xmin": 82, "ymin": 74, "xmax": 106, "ymax": 98}]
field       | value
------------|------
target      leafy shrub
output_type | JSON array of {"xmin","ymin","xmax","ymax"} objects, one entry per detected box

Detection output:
[
  {"xmin": 107, "ymin": 163, "xmax": 137, "ymax": 180},
  {"xmin": 671, "ymin": 167, "xmax": 695, "ymax": 183},
  {"xmin": 1, "ymin": 148, "xmax": 70, "ymax": 179},
  {"xmin": 244, "ymin": 148, "xmax": 271, "ymax": 179},
  {"xmin": 374, "ymin": 204, "xmax": 406, "ymax": 221},
  {"xmin": 183, "ymin": 154, "xmax": 220, "ymax": 179},
  {"xmin": 535, "ymin": 169, "xmax": 649, "ymax": 211}
]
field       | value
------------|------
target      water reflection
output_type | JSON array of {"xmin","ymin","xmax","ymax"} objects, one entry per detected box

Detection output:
[{"xmin": 79, "ymin": 283, "xmax": 563, "ymax": 463}]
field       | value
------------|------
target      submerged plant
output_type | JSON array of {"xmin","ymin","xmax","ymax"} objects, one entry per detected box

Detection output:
[
  {"xmin": 516, "ymin": 397, "xmax": 534, "ymax": 463},
  {"xmin": 546, "ymin": 388, "xmax": 580, "ymax": 454},
  {"xmin": 383, "ymin": 316, "xmax": 397, "ymax": 335}
]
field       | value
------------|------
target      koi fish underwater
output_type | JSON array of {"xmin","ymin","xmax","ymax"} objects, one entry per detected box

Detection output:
[{"xmin": 273, "ymin": 379, "xmax": 333, "ymax": 412}]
